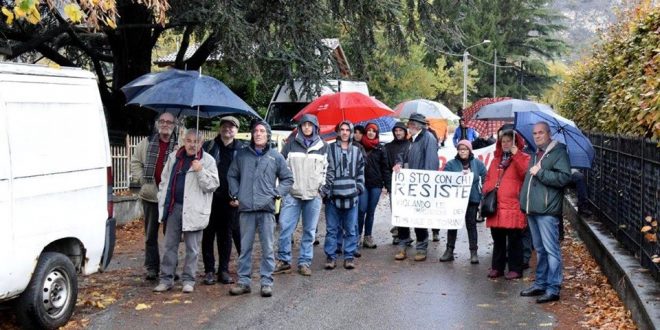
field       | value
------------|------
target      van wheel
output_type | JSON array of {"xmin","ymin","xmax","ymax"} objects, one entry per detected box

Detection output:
[{"xmin": 16, "ymin": 252, "xmax": 78, "ymax": 329}]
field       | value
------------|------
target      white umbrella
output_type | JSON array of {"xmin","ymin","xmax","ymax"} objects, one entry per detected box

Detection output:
[{"xmin": 393, "ymin": 99, "xmax": 460, "ymax": 120}]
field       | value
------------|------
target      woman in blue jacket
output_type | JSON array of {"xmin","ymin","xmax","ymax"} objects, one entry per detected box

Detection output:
[{"xmin": 439, "ymin": 140, "xmax": 487, "ymax": 264}]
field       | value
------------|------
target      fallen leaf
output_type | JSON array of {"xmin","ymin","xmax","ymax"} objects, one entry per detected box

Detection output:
[
  {"xmin": 641, "ymin": 225, "xmax": 652, "ymax": 232},
  {"xmin": 135, "ymin": 303, "xmax": 151, "ymax": 310},
  {"xmin": 184, "ymin": 300, "xmax": 192, "ymax": 304},
  {"xmin": 645, "ymin": 215, "xmax": 652, "ymax": 222},
  {"xmin": 163, "ymin": 299, "xmax": 180, "ymax": 304},
  {"xmin": 476, "ymin": 304, "xmax": 492, "ymax": 308}
]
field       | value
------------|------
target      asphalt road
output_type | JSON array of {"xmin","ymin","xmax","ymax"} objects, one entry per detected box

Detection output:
[{"xmin": 88, "ymin": 195, "xmax": 557, "ymax": 329}]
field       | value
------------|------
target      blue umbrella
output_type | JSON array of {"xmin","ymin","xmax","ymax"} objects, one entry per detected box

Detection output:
[
  {"xmin": 473, "ymin": 99, "xmax": 555, "ymax": 121},
  {"xmin": 514, "ymin": 111, "xmax": 595, "ymax": 169},
  {"xmin": 121, "ymin": 69, "xmax": 198, "ymax": 101},
  {"xmin": 319, "ymin": 116, "xmax": 399, "ymax": 140}
]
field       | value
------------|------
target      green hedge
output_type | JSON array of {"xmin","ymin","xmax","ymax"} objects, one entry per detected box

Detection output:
[{"xmin": 560, "ymin": 6, "xmax": 659, "ymax": 140}]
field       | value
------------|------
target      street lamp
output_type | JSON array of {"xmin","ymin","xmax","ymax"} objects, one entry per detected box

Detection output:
[{"xmin": 462, "ymin": 39, "xmax": 491, "ymax": 110}]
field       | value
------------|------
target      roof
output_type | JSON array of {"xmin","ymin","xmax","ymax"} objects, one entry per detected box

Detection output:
[{"xmin": 154, "ymin": 38, "xmax": 352, "ymax": 77}]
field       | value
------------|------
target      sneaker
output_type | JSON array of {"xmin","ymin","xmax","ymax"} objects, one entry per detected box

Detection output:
[
  {"xmin": 273, "ymin": 260, "xmax": 292, "ymax": 275},
  {"xmin": 394, "ymin": 249, "xmax": 407, "ymax": 260},
  {"xmin": 414, "ymin": 251, "xmax": 427, "ymax": 261},
  {"xmin": 344, "ymin": 259, "xmax": 355, "ymax": 270},
  {"xmin": 363, "ymin": 236, "xmax": 377, "ymax": 249},
  {"xmin": 505, "ymin": 271, "xmax": 522, "ymax": 280},
  {"xmin": 153, "ymin": 283, "xmax": 172, "ymax": 292},
  {"xmin": 298, "ymin": 265, "xmax": 312, "ymax": 276},
  {"xmin": 182, "ymin": 283, "xmax": 194, "ymax": 293},
  {"xmin": 487, "ymin": 269, "xmax": 503, "ymax": 278},
  {"xmin": 324, "ymin": 258, "xmax": 336, "ymax": 270},
  {"xmin": 203, "ymin": 272, "xmax": 216, "ymax": 285},
  {"xmin": 260, "ymin": 285, "xmax": 273, "ymax": 297},
  {"xmin": 229, "ymin": 283, "xmax": 251, "ymax": 296},
  {"xmin": 145, "ymin": 270, "xmax": 158, "ymax": 281}
]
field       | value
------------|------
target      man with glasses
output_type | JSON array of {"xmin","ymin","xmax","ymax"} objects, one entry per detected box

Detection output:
[{"xmin": 131, "ymin": 112, "xmax": 178, "ymax": 281}]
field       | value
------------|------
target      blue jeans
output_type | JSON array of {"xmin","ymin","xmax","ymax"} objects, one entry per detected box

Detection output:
[
  {"xmin": 237, "ymin": 212, "xmax": 276, "ymax": 287},
  {"xmin": 324, "ymin": 202, "xmax": 358, "ymax": 260},
  {"xmin": 277, "ymin": 195, "xmax": 321, "ymax": 267},
  {"xmin": 358, "ymin": 187, "xmax": 382, "ymax": 237},
  {"xmin": 527, "ymin": 214, "xmax": 563, "ymax": 295}
]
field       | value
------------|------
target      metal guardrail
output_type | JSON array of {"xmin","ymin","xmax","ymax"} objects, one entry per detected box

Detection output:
[{"xmin": 586, "ymin": 132, "xmax": 660, "ymax": 281}]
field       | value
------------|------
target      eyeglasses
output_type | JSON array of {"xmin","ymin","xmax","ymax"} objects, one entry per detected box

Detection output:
[{"xmin": 158, "ymin": 119, "xmax": 175, "ymax": 125}]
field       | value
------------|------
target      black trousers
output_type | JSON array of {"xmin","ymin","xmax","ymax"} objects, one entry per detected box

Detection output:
[
  {"xmin": 202, "ymin": 197, "xmax": 241, "ymax": 273},
  {"xmin": 490, "ymin": 227, "xmax": 524, "ymax": 273},
  {"xmin": 446, "ymin": 202, "xmax": 479, "ymax": 250}
]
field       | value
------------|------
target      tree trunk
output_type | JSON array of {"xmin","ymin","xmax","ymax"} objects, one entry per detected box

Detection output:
[{"xmin": 106, "ymin": 1, "xmax": 160, "ymax": 135}]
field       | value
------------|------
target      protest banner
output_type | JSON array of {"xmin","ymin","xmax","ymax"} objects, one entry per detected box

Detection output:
[
  {"xmin": 438, "ymin": 143, "xmax": 496, "ymax": 170},
  {"xmin": 391, "ymin": 169, "xmax": 473, "ymax": 229}
]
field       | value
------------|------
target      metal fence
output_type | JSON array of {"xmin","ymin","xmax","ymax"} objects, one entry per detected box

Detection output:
[
  {"xmin": 110, "ymin": 130, "xmax": 215, "ymax": 192},
  {"xmin": 586, "ymin": 132, "xmax": 660, "ymax": 281}
]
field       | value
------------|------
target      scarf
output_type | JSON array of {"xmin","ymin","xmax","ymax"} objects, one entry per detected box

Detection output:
[
  {"xmin": 455, "ymin": 153, "xmax": 474, "ymax": 170},
  {"xmin": 361, "ymin": 136, "xmax": 380, "ymax": 151},
  {"xmin": 499, "ymin": 152, "xmax": 512, "ymax": 169},
  {"xmin": 144, "ymin": 132, "xmax": 177, "ymax": 184}
]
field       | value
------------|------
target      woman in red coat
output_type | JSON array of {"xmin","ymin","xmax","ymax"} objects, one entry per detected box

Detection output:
[{"xmin": 482, "ymin": 127, "xmax": 530, "ymax": 280}]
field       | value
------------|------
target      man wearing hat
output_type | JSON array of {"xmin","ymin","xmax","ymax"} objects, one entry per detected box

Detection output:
[
  {"xmin": 392, "ymin": 113, "xmax": 439, "ymax": 261},
  {"xmin": 201, "ymin": 116, "xmax": 246, "ymax": 285}
]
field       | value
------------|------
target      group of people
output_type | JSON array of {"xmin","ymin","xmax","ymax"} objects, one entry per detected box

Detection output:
[{"xmin": 132, "ymin": 110, "xmax": 574, "ymax": 304}]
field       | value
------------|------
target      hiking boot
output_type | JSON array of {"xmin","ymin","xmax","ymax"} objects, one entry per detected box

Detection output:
[
  {"xmin": 470, "ymin": 250, "xmax": 479, "ymax": 264},
  {"xmin": 153, "ymin": 283, "xmax": 172, "ymax": 292},
  {"xmin": 273, "ymin": 260, "xmax": 292, "ymax": 275},
  {"xmin": 219, "ymin": 271, "xmax": 234, "ymax": 284},
  {"xmin": 325, "ymin": 258, "xmax": 336, "ymax": 270},
  {"xmin": 363, "ymin": 236, "xmax": 377, "ymax": 249},
  {"xmin": 487, "ymin": 269, "xmax": 503, "ymax": 278},
  {"xmin": 439, "ymin": 248, "xmax": 454, "ymax": 262},
  {"xmin": 344, "ymin": 259, "xmax": 355, "ymax": 270},
  {"xmin": 394, "ymin": 249, "xmax": 407, "ymax": 260},
  {"xmin": 298, "ymin": 265, "xmax": 312, "ymax": 276},
  {"xmin": 505, "ymin": 271, "xmax": 522, "ymax": 280},
  {"xmin": 182, "ymin": 283, "xmax": 194, "ymax": 293},
  {"xmin": 203, "ymin": 272, "xmax": 216, "ymax": 285},
  {"xmin": 432, "ymin": 231, "xmax": 440, "ymax": 242},
  {"xmin": 414, "ymin": 250, "xmax": 427, "ymax": 261},
  {"xmin": 229, "ymin": 283, "xmax": 251, "ymax": 296},
  {"xmin": 260, "ymin": 285, "xmax": 273, "ymax": 297},
  {"xmin": 145, "ymin": 269, "xmax": 158, "ymax": 281}
]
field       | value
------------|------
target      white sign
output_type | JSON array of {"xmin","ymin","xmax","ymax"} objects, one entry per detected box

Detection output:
[
  {"xmin": 391, "ymin": 169, "xmax": 473, "ymax": 230},
  {"xmin": 438, "ymin": 143, "xmax": 496, "ymax": 170}
]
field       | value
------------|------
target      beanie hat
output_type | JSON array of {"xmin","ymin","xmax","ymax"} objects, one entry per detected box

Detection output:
[{"xmin": 456, "ymin": 139, "xmax": 473, "ymax": 151}]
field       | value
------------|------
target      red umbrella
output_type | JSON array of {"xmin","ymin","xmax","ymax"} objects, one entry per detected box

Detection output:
[
  {"xmin": 292, "ymin": 92, "xmax": 393, "ymax": 124},
  {"xmin": 461, "ymin": 97, "xmax": 511, "ymax": 136}
]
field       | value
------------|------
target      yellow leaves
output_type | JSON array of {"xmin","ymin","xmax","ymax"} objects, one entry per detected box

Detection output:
[
  {"xmin": 641, "ymin": 225, "xmax": 653, "ymax": 232},
  {"xmin": 135, "ymin": 303, "xmax": 151, "ymax": 310},
  {"xmin": 105, "ymin": 17, "xmax": 116, "ymax": 29},
  {"xmin": 644, "ymin": 233, "xmax": 657, "ymax": 242},
  {"xmin": 64, "ymin": 3, "xmax": 83, "ymax": 24},
  {"xmin": 1, "ymin": 7, "xmax": 13, "ymax": 25}
]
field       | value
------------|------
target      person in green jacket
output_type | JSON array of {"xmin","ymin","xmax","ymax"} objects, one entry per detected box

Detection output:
[{"xmin": 519, "ymin": 121, "xmax": 571, "ymax": 304}]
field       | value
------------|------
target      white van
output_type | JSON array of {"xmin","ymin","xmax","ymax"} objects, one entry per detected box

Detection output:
[
  {"xmin": 0, "ymin": 63, "xmax": 115, "ymax": 329},
  {"xmin": 265, "ymin": 79, "xmax": 369, "ymax": 139}
]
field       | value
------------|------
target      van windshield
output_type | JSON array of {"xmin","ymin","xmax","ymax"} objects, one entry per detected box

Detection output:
[{"xmin": 265, "ymin": 103, "xmax": 309, "ymax": 130}]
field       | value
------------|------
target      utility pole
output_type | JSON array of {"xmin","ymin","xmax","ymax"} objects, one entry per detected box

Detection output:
[
  {"xmin": 493, "ymin": 49, "xmax": 497, "ymax": 98},
  {"xmin": 462, "ymin": 39, "xmax": 491, "ymax": 110}
]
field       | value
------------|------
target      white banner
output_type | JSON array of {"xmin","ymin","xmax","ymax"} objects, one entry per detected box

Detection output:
[
  {"xmin": 391, "ymin": 169, "xmax": 473, "ymax": 230},
  {"xmin": 438, "ymin": 143, "xmax": 496, "ymax": 170}
]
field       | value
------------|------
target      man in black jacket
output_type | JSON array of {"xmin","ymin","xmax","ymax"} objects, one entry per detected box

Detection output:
[
  {"xmin": 201, "ymin": 116, "xmax": 246, "ymax": 285},
  {"xmin": 384, "ymin": 122, "xmax": 409, "ymax": 245}
]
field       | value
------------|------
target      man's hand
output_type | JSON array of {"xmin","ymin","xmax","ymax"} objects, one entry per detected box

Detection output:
[
  {"xmin": 191, "ymin": 160, "xmax": 203, "ymax": 172},
  {"xmin": 229, "ymin": 199, "xmax": 239, "ymax": 207},
  {"xmin": 392, "ymin": 164, "xmax": 402, "ymax": 173},
  {"xmin": 530, "ymin": 164, "xmax": 541, "ymax": 176}
]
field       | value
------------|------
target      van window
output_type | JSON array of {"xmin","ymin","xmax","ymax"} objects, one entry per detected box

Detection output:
[{"xmin": 265, "ymin": 103, "xmax": 308, "ymax": 130}]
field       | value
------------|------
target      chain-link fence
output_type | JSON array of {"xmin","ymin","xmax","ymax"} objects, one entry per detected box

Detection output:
[{"xmin": 586, "ymin": 132, "xmax": 660, "ymax": 281}]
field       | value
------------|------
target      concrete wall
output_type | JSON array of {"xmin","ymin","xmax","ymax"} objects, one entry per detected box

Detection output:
[{"xmin": 112, "ymin": 194, "xmax": 143, "ymax": 225}]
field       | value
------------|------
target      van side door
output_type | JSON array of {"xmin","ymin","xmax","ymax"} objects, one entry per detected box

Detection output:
[{"xmin": 0, "ymin": 98, "xmax": 14, "ymax": 293}]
